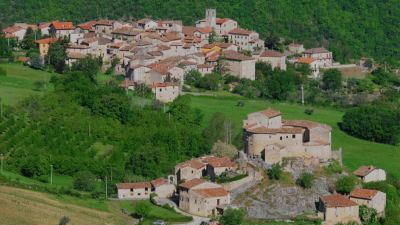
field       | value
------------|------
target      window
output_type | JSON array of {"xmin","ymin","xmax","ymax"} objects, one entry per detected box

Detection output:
[
  {"xmin": 292, "ymin": 134, "xmax": 296, "ymax": 139},
  {"xmin": 145, "ymin": 188, "xmax": 148, "ymax": 191},
  {"xmin": 280, "ymin": 136, "xmax": 282, "ymax": 140},
  {"xmin": 138, "ymin": 193, "xmax": 141, "ymax": 196},
  {"xmin": 130, "ymin": 188, "xmax": 133, "ymax": 192}
]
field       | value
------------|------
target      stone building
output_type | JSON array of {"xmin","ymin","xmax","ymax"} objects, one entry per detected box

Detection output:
[
  {"xmin": 152, "ymin": 82, "xmax": 181, "ymax": 103},
  {"xmin": 35, "ymin": 37, "xmax": 58, "ymax": 56},
  {"xmin": 222, "ymin": 50, "xmax": 256, "ymax": 80},
  {"xmin": 175, "ymin": 160, "xmax": 206, "ymax": 182},
  {"xmin": 302, "ymin": 47, "xmax": 333, "ymax": 68},
  {"xmin": 243, "ymin": 108, "xmax": 332, "ymax": 164},
  {"xmin": 179, "ymin": 178, "xmax": 230, "ymax": 217},
  {"xmin": 296, "ymin": 57, "xmax": 320, "ymax": 78},
  {"xmin": 350, "ymin": 188, "xmax": 386, "ymax": 216},
  {"xmin": 353, "ymin": 166, "xmax": 386, "ymax": 183},
  {"xmin": 288, "ymin": 43, "xmax": 305, "ymax": 54},
  {"xmin": 151, "ymin": 178, "xmax": 176, "ymax": 198},
  {"xmin": 258, "ymin": 50, "xmax": 287, "ymax": 71},
  {"xmin": 116, "ymin": 182, "xmax": 152, "ymax": 200},
  {"xmin": 318, "ymin": 194, "xmax": 360, "ymax": 225},
  {"xmin": 227, "ymin": 28, "xmax": 264, "ymax": 52}
]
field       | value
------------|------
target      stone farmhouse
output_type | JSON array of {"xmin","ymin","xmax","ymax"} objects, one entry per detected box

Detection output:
[
  {"xmin": 288, "ymin": 43, "xmax": 305, "ymax": 54},
  {"xmin": 243, "ymin": 108, "xmax": 332, "ymax": 164},
  {"xmin": 257, "ymin": 50, "xmax": 287, "ymax": 71},
  {"xmin": 152, "ymin": 82, "xmax": 180, "ymax": 103},
  {"xmin": 350, "ymin": 188, "xmax": 386, "ymax": 216},
  {"xmin": 302, "ymin": 47, "xmax": 333, "ymax": 68},
  {"xmin": 222, "ymin": 50, "xmax": 256, "ymax": 80},
  {"xmin": 318, "ymin": 194, "xmax": 360, "ymax": 225},
  {"xmin": 295, "ymin": 57, "xmax": 320, "ymax": 78},
  {"xmin": 353, "ymin": 165, "xmax": 386, "ymax": 183},
  {"xmin": 117, "ymin": 178, "xmax": 175, "ymax": 200},
  {"xmin": 179, "ymin": 178, "xmax": 230, "ymax": 217}
]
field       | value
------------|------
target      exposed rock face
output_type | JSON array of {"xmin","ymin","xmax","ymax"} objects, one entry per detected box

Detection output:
[{"xmin": 233, "ymin": 176, "xmax": 335, "ymax": 219}]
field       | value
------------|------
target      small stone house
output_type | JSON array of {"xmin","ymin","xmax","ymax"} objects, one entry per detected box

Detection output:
[
  {"xmin": 116, "ymin": 182, "xmax": 152, "ymax": 200},
  {"xmin": 302, "ymin": 47, "xmax": 333, "ymax": 68},
  {"xmin": 318, "ymin": 194, "xmax": 360, "ymax": 225},
  {"xmin": 49, "ymin": 21, "xmax": 75, "ymax": 38},
  {"xmin": 350, "ymin": 188, "xmax": 386, "ymax": 216},
  {"xmin": 151, "ymin": 178, "xmax": 175, "ymax": 198},
  {"xmin": 179, "ymin": 179, "xmax": 230, "ymax": 217},
  {"xmin": 222, "ymin": 50, "xmax": 256, "ymax": 80},
  {"xmin": 152, "ymin": 82, "xmax": 181, "ymax": 103},
  {"xmin": 258, "ymin": 50, "xmax": 287, "ymax": 71},
  {"xmin": 353, "ymin": 166, "xmax": 386, "ymax": 183},
  {"xmin": 288, "ymin": 43, "xmax": 305, "ymax": 54},
  {"xmin": 296, "ymin": 57, "xmax": 320, "ymax": 78},
  {"xmin": 175, "ymin": 159, "xmax": 206, "ymax": 182},
  {"xmin": 202, "ymin": 156, "xmax": 237, "ymax": 178}
]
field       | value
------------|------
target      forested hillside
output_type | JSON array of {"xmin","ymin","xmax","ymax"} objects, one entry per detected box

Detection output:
[{"xmin": 0, "ymin": 0, "xmax": 399, "ymax": 64}]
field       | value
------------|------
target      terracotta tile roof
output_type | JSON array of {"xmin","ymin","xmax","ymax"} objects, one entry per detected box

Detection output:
[
  {"xmin": 35, "ymin": 37, "xmax": 58, "ymax": 44},
  {"xmin": 18, "ymin": 57, "xmax": 30, "ymax": 62},
  {"xmin": 3, "ymin": 25, "xmax": 24, "ymax": 33},
  {"xmin": 296, "ymin": 57, "xmax": 316, "ymax": 64},
  {"xmin": 112, "ymin": 27, "xmax": 142, "ymax": 36},
  {"xmin": 260, "ymin": 50, "xmax": 284, "ymax": 58},
  {"xmin": 283, "ymin": 120, "xmax": 332, "ymax": 131},
  {"xmin": 179, "ymin": 178, "xmax": 205, "ymax": 189},
  {"xmin": 216, "ymin": 18, "xmax": 231, "ymax": 25},
  {"xmin": 180, "ymin": 60, "xmax": 197, "ymax": 66},
  {"xmin": 320, "ymin": 194, "xmax": 358, "ymax": 208},
  {"xmin": 96, "ymin": 19, "xmax": 113, "ymax": 26},
  {"xmin": 147, "ymin": 51, "xmax": 163, "ymax": 57},
  {"xmin": 68, "ymin": 44, "xmax": 90, "ymax": 49},
  {"xmin": 158, "ymin": 44, "xmax": 171, "ymax": 51},
  {"xmin": 182, "ymin": 26, "xmax": 197, "ymax": 36},
  {"xmin": 202, "ymin": 156, "xmax": 236, "ymax": 168},
  {"xmin": 304, "ymin": 47, "xmax": 330, "ymax": 54},
  {"xmin": 116, "ymin": 182, "xmax": 151, "ymax": 189},
  {"xmin": 350, "ymin": 188, "xmax": 378, "ymax": 200},
  {"xmin": 222, "ymin": 50, "xmax": 253, "ymax": 61},
  {"xmin": 259, "ymin": 108, "xmax": 281, "ymax": 118},
  {"xmin": 164, "ymin": 32, "xmax": 181, "ymax": 41},
  {"xmin": 216, "ymin": 43, "xmax": 234, "ymax": 49},
  {"xmin": 78, "ymin": 20, "xmax": 97, "ymax": 30},
  {"xmin": 354, "ymin": 166, "xmax": 375, "ymax": 177},
  {"xmin": 196, "ymin": 27, "xmax": 212, "ymax": 34},
  {"xmin": 197, "ymin": 64, "xmax": 213, "ymax": 69},
  {"xmin": 39, "ymin": 22, "xmax": 53, "ymax": 29},
  {"xmin": 52, "ymin": 21, "xmax": 74, "ymax": 30},
  {"xmin": 228, "ymin": 28, "xmax": 252, "ymax": 36},
  {"xmin": 137, "ymin": 18, "xmax": 153, "ymax": 24},
  {"xmin": 247, "ymin": 126, "xmax": 303, "ymax": 134},
  {"xmin": 193, "ymin": 187, "xmax": 229, "ymax": 198},
  {"xmin": 151, "ymin": 178, "xmax": 169, "ymax": 187},
  {"xmin": 176, "ymin": 159, "xmax": 205, "ymax": 170}
]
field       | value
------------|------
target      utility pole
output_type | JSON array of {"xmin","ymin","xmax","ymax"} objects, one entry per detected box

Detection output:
[
  {"xmin": 50, "ymin": 164, "xmax": 53, "ymax": 184},
  {"xmin": 301, "ymin": 84, "xmax": 304, "ymax": 105},
  {"xmin": 1, "ymin": 153, "xmax": 4, "ymax": 174},
  {"xmin": 105, "ymin": 176, "xmax": 108, "ymax": 199}
]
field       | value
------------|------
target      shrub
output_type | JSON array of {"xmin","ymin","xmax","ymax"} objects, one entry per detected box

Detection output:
[
  {"xmin": 0, "ymin": 67, "xmax": 6, "ymax": 76},
  {"xmin": 33, "ymin": 80, "xmax": 46, "ymax": 91},
  {"xmin": 219, "ymin": 208, "xmax": 245, "ymax": 225},
  {"xmin": 325, "ymin": 160, "xmax": 343, "ymax": 174},
  {"xmin": 359, "ymin": 205, "xmax": 378, "ymax": 225},
  {"xmin": 134, "ymin": 201, "xmax": 150, "ymax": 219},
  {"xmin": 73, "ymin": 171, "xmax": 96, "ymax": 192},
  {"xmin": 296, "ymin": 172, "xmax": 314, "ymax": 188},
  {"xmin": 335, "ymin": 176, "xmax": 357, "ymax": 194},
  {"xmin": 150, "ymin": 192, "xmax": 157, "ymax": 205},
  {"xmin": 58, "ymin": 216, "xmax": 70, "ymax": 225},
  {"xmin": 267, "ymin": 163, "xmax": 283, "ymax": 180},
  {"xmin": 304, "ymin": 108, "xmax": 314, "ymax": 115}
]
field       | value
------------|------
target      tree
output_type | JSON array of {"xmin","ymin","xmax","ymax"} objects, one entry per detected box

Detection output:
[
  {"xmin": 184, "ymin": 69, "xmax": 202, "ymax": 87},
  {"xmin": 335, "ymin": 176, "xmax": 357, "ymax": 194},
  {"xmin": 21, "ymin": 27, "xmax": 37, "ymax": 50},
  {"xmin": 322, "ymin": 69, "xmax": 342, "ymax": 91},
  {"xmin": 359, "ymin": 205, "xmax": 378, "ymax": 225},
  {"xmin": 198, "ymin": 72, "xmax": 223, "ymax": 90},
  {"xmin": 296, "ymin": 172, "xmax": 314, "ymax": 188},
  {"xmin": 267, "ymin": 163, "xmax": 283, "ymax": 180},
  {"xmin": 47, "ymin": 41, "xmax": 67, "ymax": 73},
  {"xmin": 219, "ymin": 208, "xmax": 245, "ymax": 225},
  {"xmin": 0, "ymin": 67, "xmax": 6, "ymax": 76},
  {"xmin": 70, "ymin": 56, "xmax": 101, "ymax": 83},
  {"xmin": 135, "ymin": 201, "xmax": 150, "ymax": 219},
  {"xmin": 264, "ymin": 33, "xmax": 280, "ymax": 50},
  {"xmin": 20, "ymin": 156, "xmax": 49, "ymax": 178},
  {"xmin": 203, "ymin": 112, "xmax": 235, "ymax": 146},
  {"xmin": 168, "ymin": 95, "xmax": 203, "ymax": 126},
  {"xmin": 211, "ymin": 141, "xmax": 238, "ymax": 159},
  {"xmin": 58, "ymin": 216, "xmax": 70, "ymax": 225},
  {"xmin": 73, "ymin": 171, "xmax": 97, "ymax": 191},
  {"xmin": 208, "ymin": 30, "xmax": 217, "ymax": 44},
  {"xmin": 29, "ymin": 53, "xmax": 44, "ymax": 70}
]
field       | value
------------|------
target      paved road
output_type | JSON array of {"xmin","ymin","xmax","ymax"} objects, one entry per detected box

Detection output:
[{"xmin": 156, "ymin": 198, "xmax": 210, "ymax": 225}]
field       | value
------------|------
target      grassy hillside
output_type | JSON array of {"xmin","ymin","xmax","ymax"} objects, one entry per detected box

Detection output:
[
  {"xmin": 0, "ymin": 63, "xmax": 54, "ymax": 106},
  {"xmin": 0, "ymin": 185, "xmax": 131, "ymax": 225},
  {"xmin": 0, "ymin": 1, "xmax": 399, "ymax": 64},
  {"xmin": 189, "ymin": 95, "xmax": 400, "ymax": 177}
]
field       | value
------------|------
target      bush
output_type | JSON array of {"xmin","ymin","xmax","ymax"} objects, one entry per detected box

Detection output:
[
  {"xmin": 267, "ymin": 163, "xmax": 283, "ymax": 180},
  {"xmin": 219, "ymin": 208, "xmax": 245, "ymax": 225},
  {"xmin": 73, "ymin": 171, "xmax": 96, "ymax": 192},
  {"xmin": 0, "ymin": 67, "xmax": 6, "ymax": 76},
  {"xmin": 359, "ymin": 205, "xmax": 378, "ymax": 225},
  {"xmin": 150, "ymin": 192, "xmax": 157, "ymax": 205},
  {"xmin": 58, "ymin": 216, "xmax": 70, "ymax": 225},
  {"xmin": 33, "ymin": 80, "xmax": 46, "ymax": 91},
  {"xmin": 304, "ymin": 108, "xmax": 314, "ymax": 115},
  {"xmin": 335, "ymin": 176, "xmax": 357, "ymax": 194},
  {"xmin": 134, "ymin": 201, "xmax": 150, "ymax": 219},
  {"xmin": 325, "ymin": 160, "xmax": 343, "ymax": 174},
  {"xmin": 296, "ymin": 172, "xmax": 314, "ymax": 188}
]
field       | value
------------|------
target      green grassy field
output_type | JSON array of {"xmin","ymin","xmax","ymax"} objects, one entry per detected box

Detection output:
[
  {"xmin": 0, "ymin": 63, "xmax": 54, "ymax": 106},
  {"xmin": 189, "ymin": 95, "xmax": 400, "ymax": 177},
  {"xmin": 119, "ymin": 200, "xmax": 192, "ymax": 224}
]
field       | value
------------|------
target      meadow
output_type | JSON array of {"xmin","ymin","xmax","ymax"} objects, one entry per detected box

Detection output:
[{"xmin": 189, "ymin": 95, "xmax": 400, "ymax": 177}]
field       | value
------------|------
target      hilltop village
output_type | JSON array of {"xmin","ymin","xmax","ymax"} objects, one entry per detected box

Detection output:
[
  {"xmin": 2, "ymin": 9, "xmax": 347, "ymax": 103},
  {"xmin": 1, "ymin": 9, "xmax": 392, "ymax": 225}
]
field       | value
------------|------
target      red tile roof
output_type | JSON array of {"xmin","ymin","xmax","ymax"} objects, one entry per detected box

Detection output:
[
  {"xmin": 3, "ymin": 25, "xmax": 24, "ymax": 33},
  {"xmin": 78, "ymin": 20, "xmax": 97, "ymax": 30},
  {"xmin": 116, "ymin": 182, "xmax": 151, "ymax": 189},
  {"xmin": 259, "ymin": 108, "xmax": 281, "ymax": 118},
  {"xmin": 35, "ymin": 37, "xmax": 58, "ymax": 44},
  {"xmin": 179, "ymin": 178, "xmax": 205, "ymax": 189},
  {"xmin": 223, "ymin": 50, "xmax": 253, "ymax": 61},
  {"xmin": 151, "ymin": 178, "xmax": 169, "ymax": 187},
  {"xmin": 260, "ymin": 50, "xmax": 284, "ymax": 58},
  {"xmin": 196, "ymin": 27, "xmax": 213, "ymax": 34},
  {"xmin": 228, "ymin": 28, "xmax": 252, "ymax": 36},
  {"xmin": 193, "ymin": 187, "xmax": 229, "ymax": 198},
  {"xmin": 176, "ymin": 159, "xmax": 205, "ymax": 170},
  {"xmin": 96, "ymin": 19, "xmax": 113, "ymax": 26},
  {"xmin": 283, "ymin": 120, "xmax": 332, "ymax": 131},
  {"xmin": 52, "ymin": 21, "xmax": 74, "ymax": 30},
  {"xmin": 216, "ymin": 18, "xmax": 231, "ymax": 25},
  {"xmin": 296, "ymin": 57, "xmax": 316, "ymax": 64},
  {"xmin": 247, "ymin": 126, "xmax": 303, "ymax": 134},
  {"xmin": 350, "ymin": 188, "xmax": 378, "ymax": 200},
  {"xmin": 320, "ymin": 194, "xmax": 358, "ymax": 208},
  {"xmin": 202, "ymin": 156, "xmax": 236, "ymax": 168},
  {"xmin": 354, "ymin": 166, "xmax": 375, "ymax": 177}
]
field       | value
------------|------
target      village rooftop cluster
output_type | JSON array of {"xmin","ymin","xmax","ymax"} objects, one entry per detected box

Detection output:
[{"xmin": 3, "ymin": 9, "xmax": 338, "ymax": 103}]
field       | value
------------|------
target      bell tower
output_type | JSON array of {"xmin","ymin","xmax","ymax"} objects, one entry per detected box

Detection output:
[{"xmin": 205, "ymin": 8, "xmax": 216, "ymax": 28}]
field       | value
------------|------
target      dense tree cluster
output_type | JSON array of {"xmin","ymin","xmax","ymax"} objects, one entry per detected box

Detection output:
[{"xmin": 0, "ymin": 1, "xmax": 398, "ymax": 65}]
